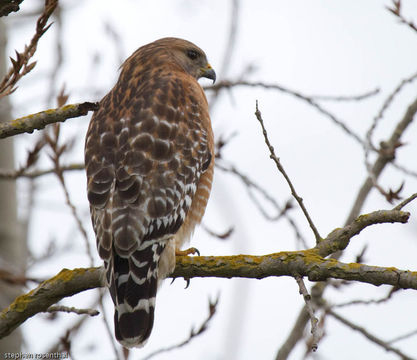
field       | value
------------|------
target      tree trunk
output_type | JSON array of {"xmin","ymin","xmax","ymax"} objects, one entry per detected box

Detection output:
[{"xmin": 0, "ymin": 18, "xmax": 25, "ymax": 354}]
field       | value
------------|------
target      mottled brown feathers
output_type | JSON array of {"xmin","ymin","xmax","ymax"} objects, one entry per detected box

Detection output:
[{"xmin": 84, "ymin": 37, "xmax": 215, "ymax": 348}]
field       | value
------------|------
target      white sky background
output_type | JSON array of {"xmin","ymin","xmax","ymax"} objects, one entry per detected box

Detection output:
[{"xmin": 5, "ymin": 0, "xmax": 417, "ymax": 359}]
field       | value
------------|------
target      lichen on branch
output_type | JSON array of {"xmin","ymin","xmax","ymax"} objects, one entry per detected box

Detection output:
[
  {"xmin": 0, "ymin": 267, "xmax": 103, "ymax": 339},
  {"xmin": 0, "ymin": 102, "xmax": 98, "ymax": 138},
  {"xmin": 0, "ymin": 209, "xmax": 414, "ymax": 340}
]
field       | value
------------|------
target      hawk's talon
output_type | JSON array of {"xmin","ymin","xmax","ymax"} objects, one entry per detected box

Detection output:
[
  {"xmin": 175, "ymin": 247, "xmax": 200, "ymax": 257},
  {"xmin": 184, "ymin": 278, "xmax": 191, "ymax": 289}
]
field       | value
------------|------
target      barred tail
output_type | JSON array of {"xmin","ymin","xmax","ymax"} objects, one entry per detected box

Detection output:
[{"xmin": 106, "ymin": 243, "xmax": 165, "ymax": 348}]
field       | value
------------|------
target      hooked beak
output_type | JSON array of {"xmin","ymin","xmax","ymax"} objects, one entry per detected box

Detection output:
[{"xmin": 200, "ymin": 63, "xmax": 216, "ymax": 83}]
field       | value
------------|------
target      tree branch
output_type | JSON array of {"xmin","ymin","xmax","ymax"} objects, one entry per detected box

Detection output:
[
  {"xmin": 255, "ymin": 101, "xmax": 322, "ymax": 243},
  {"xmin": 0, "ymin": 267, "xmax": 103, "ymax": 339},
  {"xmin": 295, "ymin": 276, "xmax": 319, "ymax": 352},
  {"xmin": 0, "ymin": 0, "xmax": 57, "ymax": 97},
  {"xmin": 316, "ymin": 209, "xmax": 409, "ymax": 257},
  {"xmin": 1, "ymin": 251, "xmax": 416, "ymax": 341},
  {"xmin": 278, "ymin": 91, "xmax": 417, "ymax": 359},
  {"xmin": 348, "ymin": 93, "xmax": 417, "ymax": 224},
  {"xmin": 0, "ymin": 102, "xmax": 98, "ymax": 138},
  {"xmin": 328, "ymin": 309, "xmax": 415, "ymax": 360},
  {"xmin": 387, "ymin": 0, "xmax": 417, "ymax": 35},
  {"xmin": 206, "ymin": 81, "xmax": 366, "ymax": 145},
  {"xmin": 0, "ymin": 209, "xmax": 412, "ymax": 340},
  {"xmin": 46, "ymin": 305, "xmax": 99, "ymax": 317}
]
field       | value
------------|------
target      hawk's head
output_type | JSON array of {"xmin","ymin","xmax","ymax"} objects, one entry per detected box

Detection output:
[{"xmin": 127, "ymin": 37, "xmax": 216, "ymax": 83}]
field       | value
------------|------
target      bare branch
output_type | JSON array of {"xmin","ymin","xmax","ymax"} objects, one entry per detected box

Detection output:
[
  {"xmin": 309, "ymin": 88, "xmax": 380, "ymax": 102},
  {"xmin": 209, "ymin": 0, "xmax": 240, "ymax": 110},
  {"xmin": 255, "ymin": 101, "xmax": 322, "ymax": 243},
  {"xmin": 295, "ymin": 276, "xmax": 319, "ymax": 352},
  {"xmin": 47, "ymin": 291, "xmax": 104, "ymax": 353},
  {"xmin": 215, "ymin": 135, "xmax": 307, "ymax": 246},
  {"xmin": 216, "ymin": 161, "xmax": 292, "ymax": 221},
  {"xmin": 141, "ymin": 297, "xmax": 219, "ymax": 360},
  {"xmin": 0, "ymin": 209, "xmax": 411, "ymax": 340},
  {"xmin": 363, "ymin": 70, "xmax": 417, "ymax": 201},
  {"xmin": 0, "ymin": 267, "xmax": 104, "ymax": 339},
  {"xmin": 0, "ymin": 0, "xmax": 58, "ymax": 97},
  {"xmin": 279, "ymin": 88, "xmax": 417, "ymax": 360},
  {"xmin": 206, "ymin": 81, "xmax": 366, "ymax": 145},
  {"xmin": 388, "ymin": 328, "xmax": 417, "ymax": 345},
  {"xmin": 333, "ymin": 287, "xmax": 399, "ymax": 308},
  {"xmin": 275, "ymin": 308, "xmax": 310, "ymax": 360},
  {"xmin": 328, "ymin": 309, "xmax": 415, "ymax": 360},
  {"xmin": 0, "ymin": 209, "xmax": 414, "ymax": 342},
  {"xmin": 46, "ymin": 305, "xmax": 99, "ymax": 317},
  {"xmin": 393, "ymin": 193, "xmax": 417, "ymax": 210},
  {"xmin": 0, "ymin": 163, "xmax": 85, "ymax": 180},
  {"xmin": 98, "ymin": 292, "xmax": 122, "ymax": 360},
  {"xmin": 201, "ymin": 224, "xmax": 234, "ymax": 240},
  {"xmin": 316, "ymin": 209, "xmax": 409, "ymax": 257},
  {"xmin": 0, "ymin": 102, "xmax": 98, "ymax": 139},
  {"xmin": 0, "ymin": 164, "xmax": 85, "ymax": 180},
  {"xmin": 173, "ymin": 250, "xmax": 416, "ymax": 288},
  {"xmin": 392, "ymin": 161, "xmax": 417, "ymax": 179},
  {"xmin": 347, "ymin": 93, "xmax": 417, "ymax": 224},
  {"xmin": 387, "ymin": 0, "xmax": 417, "ymax": 34},
  {"xmin": 44, "ymin": 124, "xmax": 94, "ymax": 266}
]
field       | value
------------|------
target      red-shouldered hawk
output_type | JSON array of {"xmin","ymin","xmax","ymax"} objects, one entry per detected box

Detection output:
[{"xmin": 84, "ymin": 38, "xmax": 215, "ymax": 348}]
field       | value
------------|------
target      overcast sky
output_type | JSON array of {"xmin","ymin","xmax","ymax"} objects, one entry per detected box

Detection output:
[{"xmin": 5, "ymin": 1, "xmax": 417, "ymax": 359}]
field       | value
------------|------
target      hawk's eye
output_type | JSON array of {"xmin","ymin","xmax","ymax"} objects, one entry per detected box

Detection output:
[{"xmin": 187, "ymin": 49, "xmax": 199, "ymax": 60}]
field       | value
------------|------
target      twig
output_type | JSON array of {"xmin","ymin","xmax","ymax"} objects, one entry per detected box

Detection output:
[
  {"xmin": 0, "ymin": 163, "xmax": 85, "ymax": 180},
  {"xmin": 254, "ymin": 101, "xmax": 322, "ymax": 243},
  {"xmin": 0, "ymin": 267, "xmax": 42, "ymax": 285},
  {"xmin": 97, "ymin": 290, "xmax": 122, "ymax": 360},
  {"xmin": 141, "ymin": 297, "xmax": 219, "ymax": 360},
  {"xmin": 216, "ymin": 162, "xmax": 290, "ymax": 221},
  {"xmin": 275, "ymin": 308, "xmax": 310, "ymax": 360},
  {"xmin": 45, "ymin": 125, "xmax": 94, "ymax": 266},
  {"xmin": 392, "ymin": 161, "xmax": 417, "ymax": 178},
  {"xmin": 279, "ymin": 89, "xmax": 417, "ymax": 360},
  {"xmin": 46, "ymin": 305, "xmax": 99, "ymax": 317},
  {"xmin": 309, "ymin": 88, "xmax": 380, "ymax": 101},
  {"xmin": 316, "ymin": 209, "xmax": 409, "ymax": 257},
  {"xmin": 393, "ymin": 193, "xmax": 417, "ymax": 210},
  {"xmin": 216, "ymin": 160, "xmax": 308, "ymax": 248},
  {"xmin": 363, "ymin": 70, "xmax": 417, "ymax": 201},
  {"xmin": 388, "ymin": 328, "xmax": 417, "ymax": 345},
  {"xmin": 104, "ymin": 21, "xmax": 125, "ymax": 66},
  {"xmin": 0, "ymin": 102, "xmax": 98, "ymax": 139},
  {"xmin": 47, "ymin": 291, "xmax": 104, "ymax": 353},
  {"xmin": 201, "ymin": 224, "xmax": 234, "ymax": 240},
  {"xmin": 328, "ymin": 309, "xmax": 415, "ymax": 360},
  {"xmin": 347, "ymin": 93, "xmax": 417, "ymax": 224},
  {"xmin": 333, "ymin": 286, "xmax": 399, "ymax": 308},
  {"xmin": 209, "ymin": 0, "xmax": 240, "ymax": 110},
  {"xmin": 295, "ymin": 276, "xmax": 319, "ymax": 352},
  {"xmin": 387, "ymin": 0, "xmax": 417, "ymax": 34},
  {"xmin": 0, "ymin": 0, "xmax": 58, "ymax": 98},
  {"xmin": 45, "ymin": 2, "xmax": 64, "ymax": 107},
  {"xmin": 219, "ymin": 0, "xmax": 239, "ymax": 78},
  {"xmin": 206, "ymin": 81, "xmax": 366, "ymax": 146}
]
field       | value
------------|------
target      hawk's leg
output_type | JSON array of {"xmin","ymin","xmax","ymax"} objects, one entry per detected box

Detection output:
[{"xmin": 175, "ymin": 247, "xmax": 200, "ymax": 256}]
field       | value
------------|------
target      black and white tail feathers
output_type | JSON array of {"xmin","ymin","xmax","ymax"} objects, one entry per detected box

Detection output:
[{"xmin": 105, "ymin": 243, "xmax": 165, "ymax": 348}]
